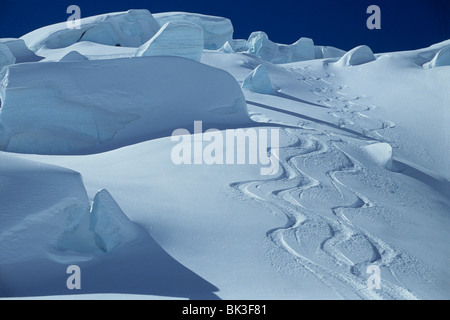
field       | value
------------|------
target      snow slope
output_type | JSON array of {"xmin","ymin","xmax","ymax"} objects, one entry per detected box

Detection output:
[{"xmin": 0, "ymin": 10, "xmax": 448, "ymax": 300}]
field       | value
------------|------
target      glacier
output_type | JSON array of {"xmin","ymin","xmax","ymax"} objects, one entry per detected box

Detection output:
[{"xmin": 0, "ymin": 9, "xmax": 449, "ymax": 301}]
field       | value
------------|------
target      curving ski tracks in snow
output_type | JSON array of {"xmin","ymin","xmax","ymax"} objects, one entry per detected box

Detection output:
[{"xmin": 228, "ymin": 65, "xmax": 420, "ymax": 299}]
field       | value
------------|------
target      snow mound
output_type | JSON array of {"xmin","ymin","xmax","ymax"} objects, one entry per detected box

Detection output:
[
  {"xmin": 21, "ymin": 10, "xmax": 161, "ymax": 52},
  {"xmin": 292, "ymin": 37, "xmax": 315, "ymax": 62},
  {"xmin": 242, "ymin": 64, "xmax": 275, "ymax": 94},
  {"xmin": 362, "ymin": 142, "xmax": 393, "ymax": 170},
  {"xmin": 0, "ymin": 44, "xmax": 15, "ymax": 71},
  {"xmin": 424, "ymin": 45, "xmax": 450, "ymax": 68},
  {"xmin": 335, "ymin": 45, "xmax": 376, "ymax": 66},
  {"xmin": 89, "ymin": 189, "xmax": 142, "ymax": 252},
  {"xmin": 0, "ymin": 56, "xmax": 250, "ymax": 155},
  {"xmin": 0, "ymin": 152, "xmax": 90, "ymax": 263},
  {"xmin": 0, "ymin": 38, "xmax": 42, "ymax": 63},
  {"xmin": 59, "ymin": 51, "xmax": 88, "ymax": 62},
  {"xmin": 153, "ymin": 12, "xmax": 233, "ymax": 50},
  {"xmin": 135, "ymin": 21, "xmax": 203, "ymax": 61}
]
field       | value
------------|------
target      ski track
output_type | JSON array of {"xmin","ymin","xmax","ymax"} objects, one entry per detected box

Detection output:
[{"xmin": 228, "ymin": 64, "xmax": 419, "ymax": 300}]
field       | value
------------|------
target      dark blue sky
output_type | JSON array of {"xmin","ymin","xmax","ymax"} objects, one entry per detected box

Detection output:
[{"xmin": 0, "ymin": 0, "xmax": 448, "ymax": 53}]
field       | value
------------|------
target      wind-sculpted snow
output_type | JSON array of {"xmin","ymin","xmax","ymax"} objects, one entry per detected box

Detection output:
[
  {"xmin": 59, "ymin": 51, "xmax": 89, "ymax": 62},
  {"xmin": 242, "ymin": 64, "xmax": 276, "ymax": 94},
  {"xmin": 0, "ymin": 56, "xmax": 251, "ymax": 155},
  {"xmin": 135, "ymin": 20, "xmax": 204, "ymax": 61},
  {"xmin": 0, "ymin": 152, "xmax": 90, "ymax": 264},
  {"xmin": 334, "ymin": 45, "xmax": 376, "ymax": 66},
  {"xmin": 0, "ymin": 44, "xmax": 15, "ymax": 71},
  {"xmin": 21, "ymin": 10, "xmax": 161, "ymax": 52},
  {"xmin": 153, "ymin": 12, "xmax": 233, "ymax": 50},
  {"xmin": 424, "ymin": 45, "xmax": 450, "ymax": 68},
  {"xmin": 89, "ymin": 189, "xmax": 143, "ymax": 253},
  {"xmin": 315, "ymin": 45, "xmax": 346, "ymax": 59},
  {"xmin": 362, "ymin": 143, "xmax": 393, "ymax": 170},
  {"xmin": 0, "ymin": 39, "xmax": 42, "ymax": 63}
]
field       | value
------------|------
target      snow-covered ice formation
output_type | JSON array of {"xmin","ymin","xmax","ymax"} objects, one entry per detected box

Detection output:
[
  {"xmin": 89, "ymin": 189, "xmax": 143, "ymax": 253},
  {"xmin": 292, "ymin": 37, "xmax": 315, "ymax": 61},
  {"xmin": 219, "ymin": 41, "xmax": 235, "ymax": 53},
  {"xmin": 0, "ymin": 9, "xmax": 449, "ymax": 301},
  {"xmin": 246, "ymin": 32, "xmax": 335, "ymax": 63},
  {"xmin": 314, "ymin": 45, "xmax": 346, "ymax": 59},
  {"xmin": 424, "ymin": 45, "xmax": 450, "ymax": 68},
  {"xmin": 21, "ymin": 10, "xmax": 161, "ymax": 52},
  {"xmin": 135, "ymin": 20, "xmax": 204, "ymax": 61},
  {"xmin": 0, "ymin": 44, "xmax": 15, "ymax": 71},
  {"xmin": 334, "ymin": 45, "xmax": 376, "ymax": 66},
  {"xmin": 0, "ymin": 55, "xmax": 251, "ymax": 154},
  {"xmin": 247, "ymin": 31, "xmax": 282, "ymax": 63},
  {"xmin": 0, "ymin": 152, "xmax": 90, "ymax": 263},
  {"xmin": 242, "ymin": 64, "xmax": 275, "ymax": 94},
  {"xmin": 59, "ymin": 51, "xmax": 88, "ymax": 62},
  {"xmin": 0, "ymin": 38, "xmax": 42, "ymax": 63},
  {"xmin": 153, "ymin": 12, "xmax": 233, "ymax": 50}
]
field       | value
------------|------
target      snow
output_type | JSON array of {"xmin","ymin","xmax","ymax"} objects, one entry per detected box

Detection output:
[
  {"xmin": 0, "ymin": 38, "xmax": 42, "ymax": 63},
  {"xmin": 0, "ymin": 55, "xmax": 251, "ymax": 154},
  {"xmin": 315, "ymin": 45, "xmax": 346, "ymax": 59},
  {"xmin": 246, "ymin": 33, "xmax": 330, "ymax": 64},
  {"xmin": 21, "ymin": 10, "xmax": 161, "ymax": 51},
  {"xmin": 135, "ymin": 21, "xmax": 204, "ymax": 61},
  {"xmin": 0, "ymin": 9, "xmax": 449, "ymax": 300},
  {"xmin": 241, "ymin": 64, "xmax": 275, "ymax": 94},
  {"xmin": 424, "ymin": 45, "xmax": 450, "ymax": 68},
  {"xmin": 0, "ymin": 44, "xmax": 15, "ymax": 71},
  {"xmin": 89, "ymin": 189, "xmax": 143, "ymax": 253},
  {"xmin": 153, "ymin": 12, "xmax": 233, "ymax": 50},
  {"xmin": 0, "ymin": 152, "xmax": 90, "ymax": 264},
  {"xmin": 334, "ymin": 45, "xmax": 376, "ymax": 66},
  {"xmin": 59, "ymin": 51, "xmax": 88, "ymax": 62},
  {"xmin": 362, "ymin": 142, "xmax": 393, "ymax": 170}
]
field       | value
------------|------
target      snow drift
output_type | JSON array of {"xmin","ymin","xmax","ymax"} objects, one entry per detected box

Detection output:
[
  {"xmin": 153, "ymin": 12, "xmax": 233, "ymax": 50},
  {"xmin": 0, "ymin": 55, "xmax": 251, "ymax": 154},
  {"xmin": 21, "ymin": 10, "xmax": 161, "ymax": 52},
  {"xmin": 0, "ymin": 152, "xmax": 90, "ymax": 263},
  {"xmin": 135, "ymin": 20, "xmax": 204, "ymax": 61},
  {"xmin": 334, "ymin": 45, "xmax": 376, "ymax": 66},
  {"xmin": 424, "ymin": 45, "xmax": 450, "ymax": 68}
]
